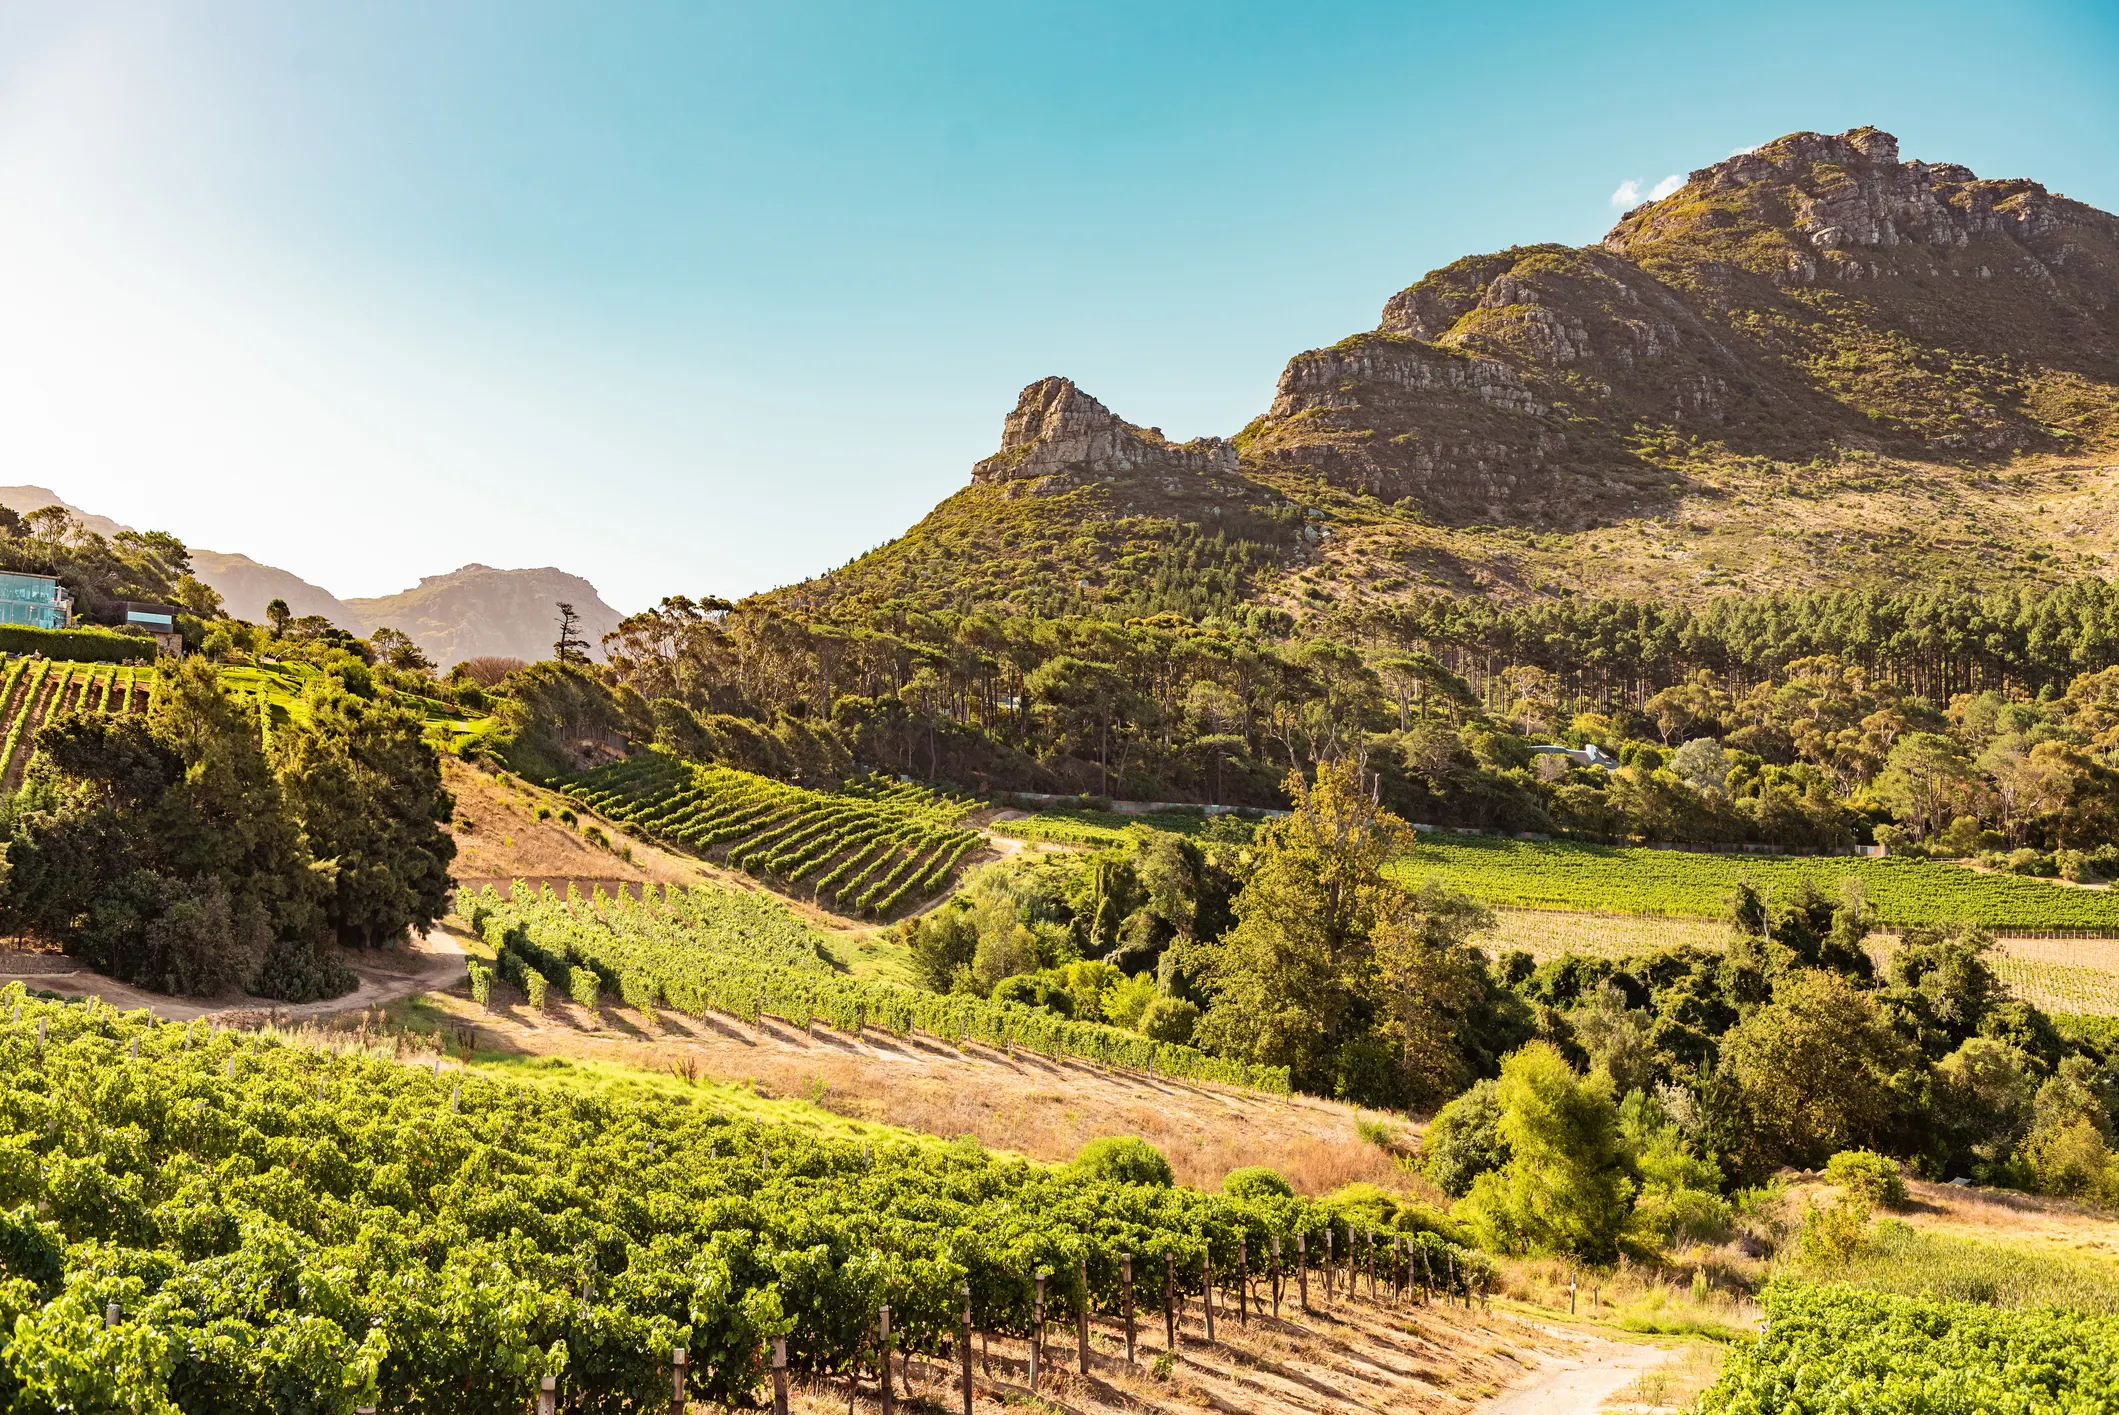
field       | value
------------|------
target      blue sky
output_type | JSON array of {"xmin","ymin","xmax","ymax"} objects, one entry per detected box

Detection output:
[{"xmin": 0, "ymin": 1, "xmax": 2113, "ymax": 611}]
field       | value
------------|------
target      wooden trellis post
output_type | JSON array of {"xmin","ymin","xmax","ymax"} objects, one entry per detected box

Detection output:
[
  {"xmin": 772, "ymin": 1337, "xmax": 788, "ymax": 1415},
  {"xmin": 1078, "ymin": 1258, "xmax": 1091, "ymax": 1375},
  {"xmin": 671, "ymin": 1347, "xmax": 687, "ymax": 1415},
  {"xmin": 538, "ymin": 1376, "xmax": 557, "ymax": 1415},
  {"xmin": 1324, "ymin": 1227, "xmax": 1334, "ymax": 1300},
  {"xmin": 1236, "ymin": 1237, "xmax": 1249, "ymax": 1326},
  {"xmin": 1297, "ymin": 1233, "xmax": 1308, "ymax": 1311},
  {"xmin": 879, "ymin": 1306, "xmax": 895, "ymax": 1415},
  {"xmin": 1270, "ymin": 1236, "xmax": 1282, "ymax": 1319},
  {"xmin": 959, "ymin": 1285, "xmax": 973, "ymax": 1415},
  {"xmin": 1030, "ymin": 1277, "xmax": 1044, "ymax": 1393},
  {"xmin": 1121, "ymin": 1254, "xmax": 1136, "ymax": 1364},
  {"xmin": 1163, "ymin": 1253, "xmax": 1177, "ymax": 1351},
  {"xmin": 1203, "ymin": 1249, "xmax": 1216, "ymax": 1341}
]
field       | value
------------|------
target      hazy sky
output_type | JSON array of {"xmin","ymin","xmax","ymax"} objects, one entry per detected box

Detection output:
[{"xmin": 0, "ymin": 1, "xmax": 2113, "ymax": 612}]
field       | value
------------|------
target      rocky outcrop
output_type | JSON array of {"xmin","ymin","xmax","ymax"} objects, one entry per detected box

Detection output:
[
  {"xmin": 971, "ymin": 377, "xmax": 1238, "ymax": 485},
  {"xmin": 1237, "ymin": 126, "xmax": 2119, "ymax": 517},
  {"xmin": 1607, "ymin": 126, "xmax": 2119, "ymax": 287}
]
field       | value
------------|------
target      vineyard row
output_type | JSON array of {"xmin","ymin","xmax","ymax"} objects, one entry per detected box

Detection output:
[
  {"xmin": 0, "ymin": 992, "xmax": 1457, "ymax": 1413},
  {"xmin": 560, "ymin": 751, "xmax": 984, "ymax": 916},
  {"xmin": 463, "ymin": 881, "xmax": 1292, "ymax": 1094},
  {"xmin": 0, "ymin": 657, "xmax": 155, "ymax": 787}
]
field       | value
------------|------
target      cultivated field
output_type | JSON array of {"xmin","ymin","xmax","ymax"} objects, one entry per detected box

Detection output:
[
  {"xmin": 0, "ymin": 656, "xmax": 155, "ymax": 787},
  {"xmin": 1391, "ymin": 834, "xmax": 2119, "ymax": 932}
]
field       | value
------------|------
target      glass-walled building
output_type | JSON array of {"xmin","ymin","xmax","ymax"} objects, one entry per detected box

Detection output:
[{"xmin": 0, "ymin": 572, "xmax": 72, "ymax": 630}]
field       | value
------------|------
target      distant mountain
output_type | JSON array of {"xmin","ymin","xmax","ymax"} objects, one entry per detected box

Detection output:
[
  {"xmin": 791, "ymin": 127, "xmax": 2119, "ymax": 616},
  {"xmin": 0, "ymin": 485, "xmax": 129, "ymax": 541},
  {"xmin": 0, "ymin": 485, "xmax": 621, "ymax": 666},
  {"xmin": 187, "ymin": 550, "xmax": 354, "ymax": 626},
  {"xmin": 345, "ymin": 565, "xmax": 621, "ymax": 666}
]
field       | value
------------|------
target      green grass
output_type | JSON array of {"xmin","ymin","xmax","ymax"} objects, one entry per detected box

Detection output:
[
  {"xmin": 1781, "ymin": 1219, "xmax": 2119, "ymax": 1315},
  {"xmin": 992, "ymin": 807, "xmax": 1223, "ymax": 849},
  {"xmin": 1389, "ymin": 834, "xmax": 2119, "ymax": 932},
  {"xmin": 811, "ymin": 926, "xmax": 922, "ymax": 986}
]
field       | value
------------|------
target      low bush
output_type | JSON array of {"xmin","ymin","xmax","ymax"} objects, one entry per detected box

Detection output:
[
  {"xmin": 1069, "ymin": 1136, "xmax": 1174, "ymax": 1187},
  {"xmin": 1825, "ymin": 1148, "xmax": 1909, "ymax": 1209}
]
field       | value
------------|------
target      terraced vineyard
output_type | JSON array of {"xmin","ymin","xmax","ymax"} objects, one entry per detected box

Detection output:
[
  {"xmin": 1391, "ymin": 834, "xmax": 2119, "ymax": 933},
  {"xmin": 468, "ymin": 881, "xmax": 1291, "ymax": 1091},
  {"xmin": 218, "ymin": 659, "xmax": 495, "ymax": 751},
  {"xmin": 561, "ymin": 751, "xmax": 983, "ymax": 915},
  {"xmin": 0, "ymin": 657, "xmax": 157, "ymax": 789}
]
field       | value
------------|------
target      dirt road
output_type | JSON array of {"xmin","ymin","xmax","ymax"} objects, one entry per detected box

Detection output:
[
  {"xmin": 0, "ymin": 931, "xmax": 467, "ymax": 1024},
  {"xmin": 1476, "ymin": 1338, "xmax": 1673, "ymax": 1414}
]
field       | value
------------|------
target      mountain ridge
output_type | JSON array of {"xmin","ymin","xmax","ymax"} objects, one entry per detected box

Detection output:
[
  {"xmin": 781, "ymin": 127, "xmax": 2119, "ymax": 618},
  {"xmin": 0, "ymin": 486, "xmax": 620, "ymax": 665}
]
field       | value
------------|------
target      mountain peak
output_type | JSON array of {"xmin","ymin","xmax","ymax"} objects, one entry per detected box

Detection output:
[{"xmin": 970, "ymin": 376, "xmax": 1237, "ymax": 486}]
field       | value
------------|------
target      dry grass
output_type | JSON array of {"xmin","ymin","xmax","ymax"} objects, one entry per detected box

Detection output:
[
  {"xmin": 781, "ymin": 1286, "xmax": 1595, "ymax": 1415},
  {"xmin": 418, "ymin": 980, "xmax": 1417, "ymax": 1194},
  {"xmin": 1601, "ymin": 1342, "xmax": 1723, "ymax": 1412},
  {"xmin": 445, "ymin": 759, "xmax": 707, "ymax": 886}
]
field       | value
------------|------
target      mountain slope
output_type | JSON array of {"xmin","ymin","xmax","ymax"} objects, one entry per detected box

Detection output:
[
  {"xmin": 345, "ymin": 564, "xmax": 621, "ymax": 665},
  {"xmin": 792, "ymin": 128, "xmax": 2119, "ymax": 616},
  {"xmin": 188, "ymin": 550, "xmax": 355, "ymax": 625}
]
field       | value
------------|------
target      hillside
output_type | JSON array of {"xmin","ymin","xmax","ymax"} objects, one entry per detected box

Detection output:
[
  {"xmin": 788, "ymin": 128, "xmax": 2119, "ymax": 616},
  {"xmin": 188, "ymin": 548, "xmax": 355, "ymax": 624}
]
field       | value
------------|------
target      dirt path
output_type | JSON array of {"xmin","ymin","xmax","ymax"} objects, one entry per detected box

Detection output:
[
  {"xmin": 1475, "ymin": 1336, "xmax": 1671, "ymax": 1414},
  {"xmin": 0, "ymin": 931, "xmax": 468, "ymax": 1024}
]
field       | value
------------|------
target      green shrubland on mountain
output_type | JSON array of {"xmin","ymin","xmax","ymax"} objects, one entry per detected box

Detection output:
[{"xmin": 794, "ymin": 127, "xmax": 2119, "ymax": 617}]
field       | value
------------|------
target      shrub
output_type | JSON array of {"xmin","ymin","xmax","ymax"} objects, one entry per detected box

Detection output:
[
  {"xmin": 992, "ymin": 974, "xmax": 1074, "ymax": 1017},
  {"xmin": 467, "ymin": 960, "xmax": 492, "ymax": 1010},
  {"xmin": 1068, "ymin": 1136, "xmax": 1173, "ymax": 1187},
  {"xmin": 1222, "ymin": 1166, "xmax": 1294, "ymax": 1200},
  {"xmin": 1420, "ymin": 1078, "xmax": 1505, "ymax": 1199},
  {"xmin": 1825, "ymin": 1148, "xmax": 1909, "ymax": 1209},
  {"xmin": 1136, "ymin": 996, "xmax": 1200, "ymax": 1046},
  {"xmin": 524, "ymin": 967, "xmax": 548, "ymax": 1010},
  {"xmin": 1797, "ymin": 1195, "xmax": 1871, "ymax": 1262}
]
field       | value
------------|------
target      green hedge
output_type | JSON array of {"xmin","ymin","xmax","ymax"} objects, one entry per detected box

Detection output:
[{"xmin": 0, "ymin": 623, "xmax": 155, "ymax": 662}]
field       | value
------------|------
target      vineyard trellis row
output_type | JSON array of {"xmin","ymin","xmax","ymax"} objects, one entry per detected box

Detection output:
[
  {"xmin": 0, "ymin": 991, "xmax": 1462, "ymax": 1413},
  {"xmin": 463, "ymin": 881, "xmax": 1293, "ymax": 1094},
  {"xmin": 0, "ymin": 657, "xmax": 154, "ymax": 786},
  {"xmin": 558, "ymin": 751, "xmax": 984, "ymax": 916}
]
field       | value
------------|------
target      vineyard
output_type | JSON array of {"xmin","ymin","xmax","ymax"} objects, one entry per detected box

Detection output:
[
  {"xmin": 560, "ymin": 752, "xmax": 983, "ymax": 916},
  {"xmin": 217, "ymin": 660, "xmax": 495, "ymax": 751},
  {"xmin": 465, "ymin": 881, "xmax": 1291, "ymax": 1092},
  {"xmin": 1696, "ymin": 1281, "xmax": 2119, "ymax": 1413},
  {"xmin": 0, "ymin": 990, "xmax": 1469, "ymax": 1412},
  {"xmin": 1391, "ymin": 834, "xmax": 2119, "ymax": 932},
  {"xmin": 1486, "ymin": 909, "xmax": 2119, "ymax": 1016},
  {"xmin": 0, "ymin": 657, "xmax": 156, "ymax": 789},
  {"xmin": 990, "ymin": 808, "xmax": 1235, "ymax": 851}
]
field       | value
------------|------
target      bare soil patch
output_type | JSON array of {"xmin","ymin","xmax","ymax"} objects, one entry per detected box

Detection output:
[
  {"xmin": 780, "ymin": 1284, "xmax": 1645, "ymax": 1415},
  {"xmin": 420, "ymin": 976, "xmax": 1418, "ymax": 1195}
]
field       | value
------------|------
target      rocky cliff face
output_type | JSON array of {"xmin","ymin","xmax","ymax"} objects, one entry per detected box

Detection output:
[
  {"xmin": 972, "ymin": 377, "xmax": 1239, "ymax": 489},
  {"xmin": 1234, "ymin": 127, "xmax": 2119, "ymax": 525}
]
